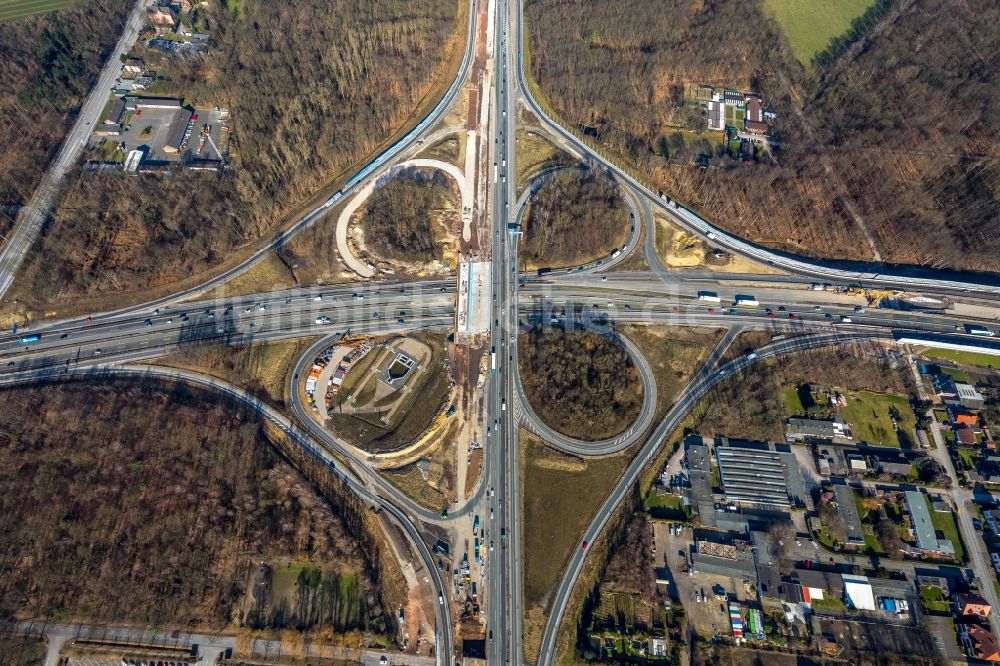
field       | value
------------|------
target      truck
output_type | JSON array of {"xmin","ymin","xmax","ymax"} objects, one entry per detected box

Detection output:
[
  {"xmin": 493, "ymin": 164, "xmax": 498, "ymax": 183},
  {"xmin": 697, "ymin": 291, "xmax": 721, "ymax": 303},
  {"xmin": 491, "ymin": 349, "xmax": 497, "ymax": 373},
  {"xmin": 966, "ymin": 324, "xmax": 995, "ymax": 337},
  {"xmin": 474, "ymin": 538, "xmax": 480, "ymax": 564},
  {"xmin": 734, "ymin": 295, "xmax": 759, "ymax": 307},
  {"xmin": 473, "ymin": 514, "xmax": 480, "ymax": 532},
  {"xmin": 17, "ymin": 334, "xmax": 40, "ymax": 344},
  {"xmin": 611, "ymin": 249, "xmax": 621, "ymax": 259}
]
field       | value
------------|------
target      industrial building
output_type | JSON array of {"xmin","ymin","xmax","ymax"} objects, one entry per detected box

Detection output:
[
  {"xmin": 714, "ymin": 439, "xmax": 806, "ymax": 507},
  {"xmin": 842, "ymin": 574, "xmax": 876, "ymax": 611},
  {"xmin": 785, "ymin": 417, "xmax": 852, "ymax": 443}
]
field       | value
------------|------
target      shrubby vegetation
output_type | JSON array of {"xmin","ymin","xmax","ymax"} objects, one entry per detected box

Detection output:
[
  {"xmin": 13, "ymin": 0, "xmax": 460, "ymax": 307},
  {"xmin": 363, "ymin": 167, "xmax": 453, "ymax": 261},
  {"xmin": 525, "ymin": 0, "xmax": 1000, "ymax": 271},
  {"xmin": 0, "ymin": 0, "xmax": 130, "ymax": 208},
  {"xmin": 0, "ymin": 380, "xmax": 385, "ymax": 631},
  {"xmin": 522, "ymin": 167, "xmax": 630, "ymax": 267},
  {"xmin": 518, "ymin": 325, "xmax": 641, "ymax": 440}
]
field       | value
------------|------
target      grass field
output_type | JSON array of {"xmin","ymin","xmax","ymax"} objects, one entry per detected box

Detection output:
[
  {"xmin": 919, "ymin": 585, "xmax": 950, "ymax": 614},
  {"xmin": 841, "ymin": 390, "xmax": 916, "ymax": 448},
  {"xmin": 521, "ymin": 431, "xmax": 630, "ymax": 608},
  {"xmin": 515, "ymin": 129, "xmax": 577, "ymax": 188},
  {"xmin": 0, "ymin": 0, "xmax": 76, "ymax": 22},
  {"xmin": 918, "ymin": 347, "xmax": 1000, "ymax": 371},
  {"xmin": 763, "ymin": 0, "xmax": 877, "ymax": 63}
]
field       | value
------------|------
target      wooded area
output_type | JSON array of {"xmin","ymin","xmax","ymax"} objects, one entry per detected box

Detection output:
[
  {"xmin": 526, "ymin": 0, "xmax": 1000, "ymax": 271},
  {"xmin": 518, "ymin": 326, "xmax": 641, "ymax": 440},
  {"xmin": 0, "ymin": 0, "xmax": 129, "ymax": 207},
  {"xmin": 0, "ymin": 380, "xmax": 385, "ymax": 632},
  {"xmin": 14, "ymin": 0, "xmax": 461, "ymax": 307},
  {"xmin": 693, "ymin": 341, "xmax": 916, "ymax": 442},
  {"xmin": 363, "ymin": 167, "xmax": 453, "ymax": 261},
  {"xmin": 521, "ymin": 167, "xmax": 630, "ymax": 268}
]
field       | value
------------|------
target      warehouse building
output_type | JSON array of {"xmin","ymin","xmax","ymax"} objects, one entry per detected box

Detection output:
[{"xmin": 715, "ymin": 439, "xmax": 806, "ymax": 507}]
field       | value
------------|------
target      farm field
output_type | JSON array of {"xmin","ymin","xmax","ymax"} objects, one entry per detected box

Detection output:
[
  {"xmin": 0, "ymin": 0, "xmax": 75, "ymax": 22},
  {"xmin": 762, "ymin": 0, "xmax": 877, "ymax": 63}
]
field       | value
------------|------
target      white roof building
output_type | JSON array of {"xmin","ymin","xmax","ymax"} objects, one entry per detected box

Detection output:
[{"xmin": 842, "ymin": 574, "xmax": 876, "ymax": 611}]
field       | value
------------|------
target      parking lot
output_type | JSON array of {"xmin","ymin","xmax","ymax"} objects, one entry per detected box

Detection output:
[{"xmin": 115, "ymin": 106, "xmax": 186, "ymax": 162}]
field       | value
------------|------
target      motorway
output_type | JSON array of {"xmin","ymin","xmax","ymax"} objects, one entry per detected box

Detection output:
[
  {"xmin": 3, "ymin": 0, "xmax": 1000, "ymax": 661},
  {"xmin": 0, "ymin": 0, "xmax": 151, "ymax": 299},
  {"xmin": 485, "ymin": 0, "xmax": 522, "ymax": 661}
]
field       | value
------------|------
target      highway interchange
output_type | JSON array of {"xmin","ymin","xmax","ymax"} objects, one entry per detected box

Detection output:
[{"xmin": 3, "ymin": 0, "xmax": 1000, "ymax": 664}]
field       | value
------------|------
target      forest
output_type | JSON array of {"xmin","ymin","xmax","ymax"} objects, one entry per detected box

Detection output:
[
  {"xmin": 363, "ymin": 167, "xmax": 454, "ymax": 262},
  {"xmin": 0, "ymin": 380, "xmax": 385, "ymax": 632},
  {"xmin": 521, "ymin": 167, "xmax": 630, "ymax": 268},
  {"xmin": 525, "ymin": 0, "xmax": 1000, "ymax": 272},
  {"xmin": 518, "ymin": 325, "xmax": 641, "ymax": 440},
  {"xmin": 0, "ymin": 0, "xmax": 130, "ymax": 215},
  {"xmin": 12, "ymin": 0, "xmax": 461, "ymax": 308}
]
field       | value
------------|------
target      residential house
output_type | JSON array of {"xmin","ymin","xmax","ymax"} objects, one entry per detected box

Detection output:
[
  {"xmin": 874, "ymin": 455, "xmax": 913, "ymax": 477},
  {"xmin": 904, "ymin": 490, "xmax": 956, "ymax": 556},
  {"xmin": 932, "ymin": 373, "xmax": 958, "ymax": 399},
  {"xmin": 963, "ymin": 623, "xmax": 1000, "ymax": 661},
  {"xmin": 957, "ymin": 427, "xmax": 978, "ymax": 446},
  {"xmin": 833, "ymin": 483, "xmax": 865, "ymax": 546},
  {"xmin": 147, "ymin": 6, "xmax": 177, "ymax": 28},
  {"xmin": 723, "ymin": 88, "xmax": 744, "ymax": 105},
  {"xmin": 122, "ymin": 58, "xmax": 144, "ymax": 74},
  {"xmin": 951, "ymin": 406, "xmax": 979, "ymax": 428},
  {"xmin": 707, "ymin": 101, "xmax": 725, "ymax": 131},
  {"xmin": 955, "ymin": 592, "xmax": 992, "ymax": 618}
]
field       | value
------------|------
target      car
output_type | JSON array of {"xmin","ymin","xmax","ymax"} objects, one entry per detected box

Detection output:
[
  {"xmin": 399, "ymin": 310, "xmax": 407, "ymax": 316},
  {"xmin": 814, "ymin": 305, "xmax": 822, "ymax": 311},
  {"xmin": 152, "ymin": 308, "xmax": 160, "ymax": 316},
  {"xmin": 257, "ymin": 304, "xmax": 266, "ymax": 311},
  {"xmin": 315, "ymin": 316, "xmax": 332, "ymax": 324},
  {"xmin": 601, "ymin": 276, "xmax": 608, "ymax": 282},
  {"xmin": 144, "ymin": 319, "xmax": 152, "ymax": 327},
  {"xmin": 777, "ymin": 306, "xmax": 786, "ymax": 311},
  {"xmin": 94, "ymin": 348, "xmax": 102, "ymax": 355},
  {"xmin": 313, "ymin": 295, "xmax": 323, "ymax": 301},
  {"xmin": 582, "ymin": 541, "xmax": 588, "ymax": 550},
  {"xmin": 166, "ymin": 318, "xmax": 172, "ymax": 324},
  {"xmin": 372, "ymin": 312, "xmax": 380, "ymax": 319},
  {"xmin": 490, "ymin": 541, "xmax": 494, "ymax": 551},
  {"xmin": 244, "ymin": 307, "xmax": 253, "ymax": 313},
  {"xmin": 397, "ymin": 318, "xmax": 405, "ymax": 324},
  {"xmin": 767, "ymin": 312, "xmax": 775, "ymax": 318},
  {"xmin": 707, "ymin": 308, "xmax": 715, "ymax": 314},
  {"xmin": 489, "ymin": 631, "xmax": 493, "ymax": 643},
  {"xmin": 438, "ymin": 594, "xmax": 444, "ymax": 605},
  {"xmin": 379, "ymin": 657, "xmax": 388, "ymax": 665},
  {"xmin": 788, "ymin": 313, "xmax": 796, "ymax": 319}
]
